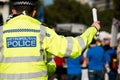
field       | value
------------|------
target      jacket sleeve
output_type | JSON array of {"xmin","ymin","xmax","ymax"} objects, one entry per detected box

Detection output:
[
  {"xmin": 42, "ymin": 26, "xmax": 97, "ymax": 58},
  {"xmin": 45, "ymin": 52, "xmax": 56, "ymax": 77}
]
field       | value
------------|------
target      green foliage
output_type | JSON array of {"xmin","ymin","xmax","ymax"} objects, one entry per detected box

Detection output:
[
  {"xmin": 113, "ymin": 0, "xmax": 120, "ymax": 20},
  {"xmin": 43, "ymin": 0, "xmax": 92, "ymax": 27},
  {"xmin": 112, "ymin": 0, "xmax": 120, "ymax": 32},
  {"xmin": 37, "ymin": 0, "xmax": 120, "ymax": 32},
  {"xmin": 98, "ymin": 9, "xmax": 114, "ymax": 32}
]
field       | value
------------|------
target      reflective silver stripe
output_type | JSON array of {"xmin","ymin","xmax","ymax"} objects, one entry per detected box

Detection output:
[
  {"xmin": 0, "ymin": 27, "xmax": 3, "ymax": 48},
  {"xmin": 0, "ymin": 25, "xmax": 48, "ymax": 79},
  {"xmin": 0, "ymin": 56, "xmax": 43, "ymax": 63},
  {"xmin": 0, "ymin": 70, "xmax": 47, "ymax": 79},
  {"xmin": 0, "ymin": 26, "xmax": 4, "ymax": 62},
  {"xmin": 40, "ymin": 25, "xmax": 46, "ymax": 54},
  {"xmin": 0, "ymin": 25, "xmax": 46, "ymax": 63},
  {"xmin": 76, "ymin": 37, "xmax": 86, "ymax": 51},
  {"xmin": 65, "ymin": 37, "xmax": 73, "ymax": 57},
  {"xmin": 40, "ymin": 25, "xmax": 46, "ymax": 45},
  {"xmin": 40, "ymin": 25, "xmax": 47, "ymax": 61}
]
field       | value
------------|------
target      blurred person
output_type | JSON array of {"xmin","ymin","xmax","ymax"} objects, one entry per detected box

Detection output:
[
  {"xmin": 104, "ymin": 47, "xmax": 117, "ymax": 80},
  {"xmin": 54, "ymin": 56, "xmax": 66, "ymax": 80},
  {"xmin": 66, "ymin": 55, "xmax": 83, "ymax": 80},
  {"xmin": 101, "ymin": 37, "xmax": 117, "ymax": 80},
  {"xmin": 86, "ymin": 39, "xmax": 105, "ymax": 80},
  {"xmin": 117, "ymin": 51, "xmax": 120, "ymax": 80},
  {"xmin": 116, "ymin": 38, "xmax": 120, "ymax": 80},
  {"xmin": 0, "ymin": 0, "xmax": 100, "ymax": 79}
]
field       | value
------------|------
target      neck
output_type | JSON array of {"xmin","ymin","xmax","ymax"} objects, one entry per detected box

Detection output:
[{"xmin": 90, "ymin": 44, "xmax": 96, "ymax": 47}]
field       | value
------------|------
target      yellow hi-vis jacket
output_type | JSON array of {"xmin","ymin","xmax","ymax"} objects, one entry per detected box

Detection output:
[{"xmin": 0, "ymin": 15, "xmax": 97, "ymax": 80}]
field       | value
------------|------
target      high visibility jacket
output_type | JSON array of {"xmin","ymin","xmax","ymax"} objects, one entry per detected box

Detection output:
[{"xmin": 0, "ymin": 15, "xmax": 97, "ymax": 80}]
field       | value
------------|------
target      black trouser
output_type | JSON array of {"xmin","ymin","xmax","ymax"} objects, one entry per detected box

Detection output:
[
  {"xmin": 117, "ymin": 74, "xmax": 120, "ymax": 80},
  {"xmin": 88, "ymin": 70, "xmax": 104, "ymax": 80}
]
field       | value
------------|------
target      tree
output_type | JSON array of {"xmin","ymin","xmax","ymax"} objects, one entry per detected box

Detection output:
[
  {"xmin": 39, "ymin": 0, "xmax": 115, "ymax": 32},
  {"xmin": 98, "ymin": 9, "xmax": 114, "ymax": 32},
  {"xmin": 113, "ymin": 0, "xmax": 120, "ymax": 20},
  {"xmin": 113, "ymin": 0, "xmax": 120, "ymax": 32},
  {"xmin": 43, "ymin": 0, "xmax": 92, "ymax": 27}
]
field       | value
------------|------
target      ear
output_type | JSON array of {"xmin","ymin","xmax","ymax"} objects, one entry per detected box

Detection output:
[
  {"xmin": 12, "ymin": 9, "xmax": 17, "ymax": 14},
  {"xmin": 31, "ymin": 10, "xmax": 36, "ymax": 17}
]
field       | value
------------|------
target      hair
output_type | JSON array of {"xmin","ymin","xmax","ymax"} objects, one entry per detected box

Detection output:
[
  {"xmin": 13, "ymin": 5, "xmax": 35, "ymax": 15},
  {"xmin": 10, "ymin": 0, "xmax": 38, "ymax": 15},
  {"xmin": 91, "ymin": 38, "xmax": 96, "ymax": 44}
]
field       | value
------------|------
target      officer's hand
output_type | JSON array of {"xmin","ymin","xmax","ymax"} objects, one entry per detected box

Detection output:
[{"xmin": 91, "ymin": 21, "xmax": 100, "ymax": 31}]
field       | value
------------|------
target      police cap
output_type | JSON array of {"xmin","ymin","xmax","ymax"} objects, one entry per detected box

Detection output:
[{"xmin": 11, "ymin": 0, "xmax": 38, "ymax": 6}]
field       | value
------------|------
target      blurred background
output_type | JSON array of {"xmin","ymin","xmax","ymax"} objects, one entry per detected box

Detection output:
[
  {"xmin": 1, "ymin": 0, "xmax": 120, "ymax": 80},
  {"xmin": 0, "ymin": 0, "xmax": 120, "ymax": 35}
]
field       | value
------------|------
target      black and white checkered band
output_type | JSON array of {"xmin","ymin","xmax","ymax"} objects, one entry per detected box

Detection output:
[{"xmin": 13, "ymin": 1, "xmax": 34, "ymax": 6}]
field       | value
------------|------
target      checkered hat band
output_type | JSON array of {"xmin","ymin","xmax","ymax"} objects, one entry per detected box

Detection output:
[{"xmin": 13, "ymin": 1, "xmax": 34, "ymax": 6}]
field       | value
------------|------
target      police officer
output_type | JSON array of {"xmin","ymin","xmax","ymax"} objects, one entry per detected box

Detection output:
[{"xmin": 0, "ymin": 0, "xmax": 100, "ymax": 80}]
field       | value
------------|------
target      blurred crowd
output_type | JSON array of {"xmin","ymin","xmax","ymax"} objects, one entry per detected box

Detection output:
[{"xmin": 49, "ymin": 31, "xmax": 120, "ymax": 80}]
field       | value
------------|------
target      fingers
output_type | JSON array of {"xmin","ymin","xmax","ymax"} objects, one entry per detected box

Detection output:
[{"xmin": 92, "ymin": 21, "xmax": 101, "ymax": 31}]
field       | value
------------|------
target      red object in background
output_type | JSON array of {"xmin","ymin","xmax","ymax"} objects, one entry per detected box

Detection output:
[
  {"xmin": 54, "ymin": 56, "xmax": 65, "ymax": 66},
  {"xmin": 112, "ymin": 59, "xmax": 118, "ymax": 70}
]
